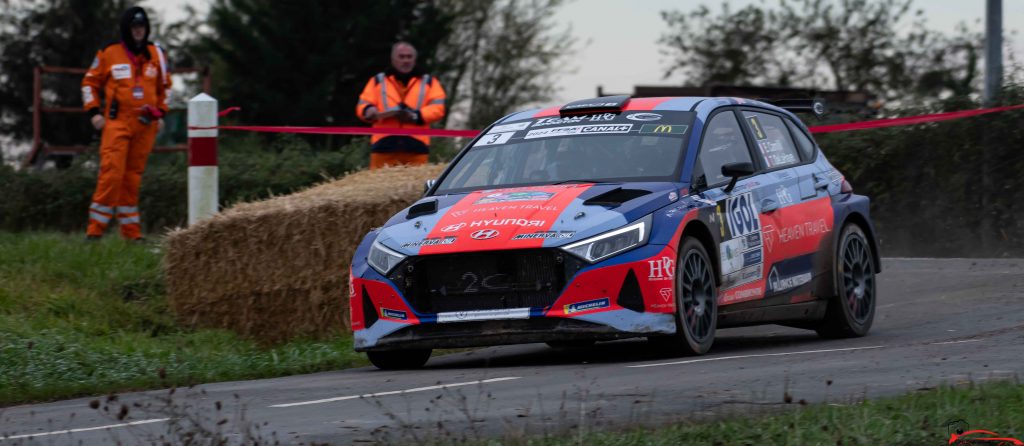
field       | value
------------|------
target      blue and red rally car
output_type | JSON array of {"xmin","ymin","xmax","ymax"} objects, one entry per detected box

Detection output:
[{"xmin": 350, "ymin": 95, "xmax": 880, "ymax": 370}]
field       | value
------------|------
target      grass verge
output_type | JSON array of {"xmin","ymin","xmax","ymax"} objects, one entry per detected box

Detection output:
[
  {"xmin": 0, "ymin": 232, "xmax": 366, "ymax": 406},
  {"xmin": 503, "ymin": 380, "xmax": 1024, "ymax": 446}
]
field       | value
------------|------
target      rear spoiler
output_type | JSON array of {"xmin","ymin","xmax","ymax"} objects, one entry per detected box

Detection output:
[{"xmin": 757, "ymin": 98, "xmax": 827, "ymax": 118}]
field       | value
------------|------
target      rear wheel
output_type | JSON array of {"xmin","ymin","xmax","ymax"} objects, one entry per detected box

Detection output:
[
  {"xmin": 651, "ymin": 237, "xmax": 717, "ymax": 355},
  {"xmin": 817, "ymin": 224, "xmax": 876, "ymax": 338},
  {"xmin": 366, "ymin": 349, "xmax": 432, "ymax": 370}
]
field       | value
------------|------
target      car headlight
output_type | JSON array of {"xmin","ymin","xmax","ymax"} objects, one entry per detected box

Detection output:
[
  {"xmin": 561, "ymin": 214, "xmax": 652, "ymax": 263},
  {"xmin": 367, "ymin": 240, "xmax": 406, "ymax": 274}
]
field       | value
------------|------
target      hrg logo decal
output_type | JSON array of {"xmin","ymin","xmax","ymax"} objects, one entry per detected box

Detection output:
[
  {"xmin": 648, "ymin": 256, "xmax": 675, "ymax": 281},
  {"xmin": 471, "ymin": 229, "xmax": 500, "ymax": 240},
  {"xmin": 626, "ymin": 112, "xmax": 662, "ymax": 121}
]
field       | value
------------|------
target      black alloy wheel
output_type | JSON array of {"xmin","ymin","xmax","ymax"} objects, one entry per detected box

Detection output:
[
  {"xmin": 657, "ymin": 237, "xmax": 717, "ymax": 355},
  {"xmin": 817, "ymin": 224, "xmax": 876, "ymax": 338}
]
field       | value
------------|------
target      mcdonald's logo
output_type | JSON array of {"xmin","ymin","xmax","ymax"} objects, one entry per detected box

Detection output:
[{"xmin": 640, "ymin": 124, "xmax": 688, "ymax": 134}]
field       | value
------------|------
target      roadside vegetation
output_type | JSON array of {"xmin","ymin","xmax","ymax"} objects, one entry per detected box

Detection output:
[
  {"xmin": 471, "ymin": 380, "xmax": 1024, "ymax": 446},
  {"xmin": 0, "ymin": 232, "xmax": 366, "ymax": 406}
]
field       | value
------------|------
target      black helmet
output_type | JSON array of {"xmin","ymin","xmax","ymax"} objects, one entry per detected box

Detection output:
[{"xmin": 120, "ymin": 6, "xmax": 150, "ymax": 53}]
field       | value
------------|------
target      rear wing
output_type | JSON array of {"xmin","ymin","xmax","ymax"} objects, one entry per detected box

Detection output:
[{"xmin": 757, "ymin": 98, "xmax": 827, "ymax": 118}]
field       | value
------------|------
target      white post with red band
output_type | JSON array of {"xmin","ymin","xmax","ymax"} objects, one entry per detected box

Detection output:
[{"xmin": 187, "ymin": 93, "xmax": 219, "ymax": 225}]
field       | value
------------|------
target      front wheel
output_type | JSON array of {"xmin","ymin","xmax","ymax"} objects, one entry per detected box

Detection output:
[
  {"xmin": 651, "ymin": 237, "xmax": 717, "ymax": 355},
  {"xmin": 816, "ymin": 224, "xmax": 876, "ymax": 338},
  {"xmin": 367, "ymin": 349, "xmax": 432, "ymax": 370}
]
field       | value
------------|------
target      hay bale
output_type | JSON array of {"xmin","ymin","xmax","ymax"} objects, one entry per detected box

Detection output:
[{"xmin": 164, "ymin": 164, "xmax": 447, "ymax": 342}]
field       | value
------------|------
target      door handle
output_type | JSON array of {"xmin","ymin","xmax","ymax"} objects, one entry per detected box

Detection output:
[{"xmin": 760, "ymin": 198, "xmax": 778, "ymax": 213}]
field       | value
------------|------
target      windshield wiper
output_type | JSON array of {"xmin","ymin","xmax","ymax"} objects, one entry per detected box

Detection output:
[{"xmin": 550, "ymin": 179, "xmax": 620, "ymax": 185}]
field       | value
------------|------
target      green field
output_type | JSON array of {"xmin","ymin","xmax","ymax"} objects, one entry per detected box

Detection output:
[{"xmin": 0, "ymin": 232, "xmax": 366, "ymax": 406}]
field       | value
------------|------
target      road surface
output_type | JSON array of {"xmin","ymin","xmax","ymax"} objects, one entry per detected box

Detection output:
[{"xmin": 2, "ymin": 258, "xmax": 1023, "ymax": 444}]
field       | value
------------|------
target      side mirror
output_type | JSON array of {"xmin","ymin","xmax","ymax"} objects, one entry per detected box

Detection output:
[
  {"xmin": 424, "ymin": 179, "xmax": 437, "ymax": 195},
  {"xmin": 721, "ymin": 162, "xmax": 754, "ymax": 194}
]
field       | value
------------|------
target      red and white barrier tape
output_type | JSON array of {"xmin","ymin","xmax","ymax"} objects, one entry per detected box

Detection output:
[{"xmin": 189, "ymin": 104, "xmax": 1024, "ymax": 138}]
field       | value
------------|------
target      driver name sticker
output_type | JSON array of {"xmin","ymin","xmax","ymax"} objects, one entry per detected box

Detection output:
[
  {"xmin": 524, "ymin": 124, "xmax": 633, "ymax": 139},
  {"xmin": 474, "ymin": 131, "xmax": 516, "ymax": 147}
]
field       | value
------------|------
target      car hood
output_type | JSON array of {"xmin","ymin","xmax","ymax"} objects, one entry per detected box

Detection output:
[{"xmin": 375, "ymin": 182, "xmax": 681, "ymax": 256}]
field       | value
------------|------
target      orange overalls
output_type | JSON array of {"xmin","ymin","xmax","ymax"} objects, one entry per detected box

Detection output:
[
  {"xmin": 355, "ymin": 72, "xmax": 446, "ymax": 169},
  {"xmin": 82, "ymin": 42, "xmax": 170, "ymax": 239}
]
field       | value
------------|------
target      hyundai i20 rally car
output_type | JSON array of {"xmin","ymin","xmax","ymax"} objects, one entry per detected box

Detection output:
[{"xmin": 350, "ymin": 95, "xmax": 880, "ymax": 370}]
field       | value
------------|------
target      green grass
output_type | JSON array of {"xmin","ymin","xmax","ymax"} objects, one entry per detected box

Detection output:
[
  {"xmin": 491, "ymin": 380, "xmax": 1024, "ymax": 446},
  {"xmin": 0, "ymin": 232, "xmax": 366, "ymax": 406}
]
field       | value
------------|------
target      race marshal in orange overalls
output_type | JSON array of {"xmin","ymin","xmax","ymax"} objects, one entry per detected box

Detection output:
[
  {"xmin": 82, "ymin": 6, "xmax": 170, "ymax": 241},
  {"xmin": 355, "ymin": 42, "xmax": 446, "ymax": 169}
]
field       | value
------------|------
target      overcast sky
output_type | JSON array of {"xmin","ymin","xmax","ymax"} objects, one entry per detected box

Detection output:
[{"xmin": 149, "ymin": 0, "xmax": 1022, "ymax": 103}]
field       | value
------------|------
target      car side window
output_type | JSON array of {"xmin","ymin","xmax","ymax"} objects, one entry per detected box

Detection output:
[
  {"xmin": 785, "ymin": 119, "xmax": 817, "ymax": 161},
  {"xmin": 694, "ymin": 111, "xmax": 753, "ymax": 187},
  {"xmin": 742, "ymin": 111, "xmax": 800, "ymax": 169}
]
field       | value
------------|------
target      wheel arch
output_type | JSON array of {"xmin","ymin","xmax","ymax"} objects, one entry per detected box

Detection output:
[
  {"xmin": 681, "ymin": 220, "xmax": 720, "ymax": 286},
  {"xmin": 838, "ymin": 211, "xmax": 881, "ymax": 273}
]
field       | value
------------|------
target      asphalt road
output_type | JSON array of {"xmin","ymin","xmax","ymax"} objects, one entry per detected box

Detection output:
[{"xmin": 3, "ymin": 258, "xmax": 1023, "ymax": 445}]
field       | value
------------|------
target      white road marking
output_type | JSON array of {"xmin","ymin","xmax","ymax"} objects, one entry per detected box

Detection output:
[
  {"xmin": 270, "ymin": 376, "xmax": 521, "ymax": 408},
  {"xmin": 930, "ymin": 339, "xmax": 982, "ymax": 345},
  {"xmin": 626, "ymin": 345, "xmax": 886, "ymax": 368},
  {"xmin": 2, "ymin": 418, "xmax": 169, "ymax": 440}
]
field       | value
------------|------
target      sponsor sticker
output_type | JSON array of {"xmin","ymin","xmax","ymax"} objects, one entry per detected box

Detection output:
[
  {"xmin": 474, "ymin": 131, "xmax": 515, "ymax": 147},
  {"xmin": 469, "ymin": 218, "xmax": 545, "ymax": 228},
  {"xmin": 776, "ymin": 185, "xmax": 794, "ymax": 205},
  {"xmin": 144, "ymin": 65, "xmax": 158, "ymax": 78},
  {"xmin": 381, "ymin": 308, "xmax": 407, "ymax": 320},
  {"xmin": 767, "ymin": 267, "xmax": 813, "ymax": 293},
  {"xmin": 564, "ymin": 298, "xmax": 610, "ymax": 314},
  {"xmin": 659, "ymin": 287, "xmax": 673, "ymax": 302},
  {"xmin": 639, "ymin": 124, "xmax": 688, "ymax": 134},
  {"xmin": 725, "ymin": 192, "xmax": 760, "ymax": 237},
  {"xmin": 647, "ymin": 256, "xmax": 675, "ymax": 281},
  {"xmin": 722, "ymin": 285, "xmax": 764, "ymax": 304},
  {"xmin": 475, "ymin": 191, "xmax": 554, "ymax": 204},
  {"xmin": 111, "ymin": 63, "xmax": 131, "ymax": 80},
  {"xmin": 626, "ymin": 112, "xmax": 662, "ymax": 121},
  {"xmin": 722, "ymin": 264, "xmax": 763, "ymax": 289},
  {"xmin": 524, "ymin": 124, "xmax": 633, "ymax": 139},
  {"xmin": 437, "ymin": 307, "xmax": 530, "ymax": 323},
  {"xmin": 489, "ymin": 121, "xmax": 531, "ymax": 133},
  {"xmin": 511, "ymin": 231, "xmax": 575, "ymax": 240},
  {"xmin": 532, "ymin": 113, "xmax": 616, "ymax": 127},
  {"xmin": 401, "ymin": 236, "xmax": 457, "ymax": 248}
]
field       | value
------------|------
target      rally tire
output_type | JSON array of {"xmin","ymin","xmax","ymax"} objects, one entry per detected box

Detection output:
[
  {"xmin": 367, "ymin": 349, "xmax": 432, "ymax": 370},
  {"xmin": 817, "ymin": 224, "xmax": 876, "ymax": 338},
  {"xmin": 652, "ymin": 237, "xmax": 717, "ymax": 355}
]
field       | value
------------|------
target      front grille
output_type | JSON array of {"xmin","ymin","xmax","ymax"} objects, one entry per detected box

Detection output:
[{"xmin": 389, "ymin": 249, "xmax": 580, "ymax": 313}]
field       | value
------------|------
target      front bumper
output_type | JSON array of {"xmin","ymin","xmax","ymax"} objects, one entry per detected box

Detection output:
[{"xmin": 351, "ymin": 243, "xmax": 681, "ymax": 351}]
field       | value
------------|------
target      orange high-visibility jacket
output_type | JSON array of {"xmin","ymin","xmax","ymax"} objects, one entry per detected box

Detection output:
[
  {"xmin": 356, "ymin": 72, "xmax": 446, "ymax": 146},
  {"xmin": 82, "ymin": 42, "xmax": 171, "ymax": 118}
]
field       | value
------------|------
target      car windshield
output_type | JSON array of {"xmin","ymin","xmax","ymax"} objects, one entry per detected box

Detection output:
[{"xmin": 436, "ymin": 111, "xmax": 695, "ymax": 194}]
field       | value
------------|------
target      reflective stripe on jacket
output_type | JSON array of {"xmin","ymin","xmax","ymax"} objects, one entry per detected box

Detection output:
[{"xmin": 355, "ymin": 72, "xmax": 446, "ymax": 146}]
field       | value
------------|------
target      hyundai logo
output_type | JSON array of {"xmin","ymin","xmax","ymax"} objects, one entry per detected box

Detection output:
[{"xmin": 471, "ymin": 229, "xmax": 500, "ymax": 240}]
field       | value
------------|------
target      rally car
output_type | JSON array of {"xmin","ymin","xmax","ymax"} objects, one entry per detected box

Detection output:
[{"xmin": 350, "ymin": 95, "xmax": 880, "ymax": 370}]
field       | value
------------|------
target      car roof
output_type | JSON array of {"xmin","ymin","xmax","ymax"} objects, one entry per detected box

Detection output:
[{"xmin": 498, "ymin": 96, "xmax": 797, "ymax": 124}]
